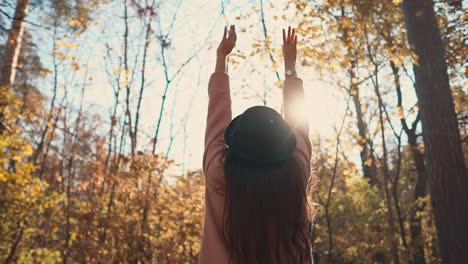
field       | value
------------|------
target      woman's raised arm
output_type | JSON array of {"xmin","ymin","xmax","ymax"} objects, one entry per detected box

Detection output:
[
  {"xmin": 281, "ymin": 27, "xmax": 312, "ymax": 169},
  {"xmin": 282, "ymin": 27, "xmax": 308, "ymax": 136},
  {"xmin": 203, "ymin": 25, "xmax": 236, "ymax": 175}
]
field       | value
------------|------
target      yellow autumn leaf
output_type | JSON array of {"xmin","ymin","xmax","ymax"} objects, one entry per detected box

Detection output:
[
  {"xmin": 39, "ymin": 69, "xmax": 51, "ymax": 76},
  {"xmin": 397, "ymin": 106, "xmax": 404, "ymax": 119},
  {"xmin": 67, "ymin": 18, "xmax": 80, "ymax": 26},
  {"xmin": 71, "ymin": 63, "xmax": 80, "ymax": 71}
]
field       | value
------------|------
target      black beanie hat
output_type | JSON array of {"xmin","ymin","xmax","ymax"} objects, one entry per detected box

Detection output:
[{"xmin": 224, "ymin": 106, "xmax": 296, "ymax": 163}]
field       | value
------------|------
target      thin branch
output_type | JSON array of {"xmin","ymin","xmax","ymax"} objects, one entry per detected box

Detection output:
[
  {"xmin": 259, "ymin": 0, "xmax": 280, "ymax": 81},
  {"xmin": 152, "ymin": 12, "xmax": 221, "ymax": 153},
  {"xmin": 322, "ymin": 93, "xmax": 352, "ymax": 262},
  {"xmin": 0, "ymin": 7, "xmax": 53, "ymax": 31},
  {"xmin": 123, "ymin": 0, "xmax": 135, "ymax": 157},
  {"xmin": 134, "ymin": 13, "xmax": 153, "ymax": 149}
]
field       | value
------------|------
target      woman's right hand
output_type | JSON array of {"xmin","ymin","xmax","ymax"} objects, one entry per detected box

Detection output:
[
  {"xmin": 282, "ymin": 26, "xmax": 297, "ymax": 73},
  {"xmin": 217, "ymin": 25, "xmax": 237, "ymax": 58}
]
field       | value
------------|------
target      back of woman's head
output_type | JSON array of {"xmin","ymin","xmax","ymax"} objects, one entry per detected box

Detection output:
[
  {"xmin": 223, "ymin": 153, "xmax": 310, "ymax": 263},
  {"xmin": 223, "ymin": 106, "xmax": 311, "ymax": 263}
]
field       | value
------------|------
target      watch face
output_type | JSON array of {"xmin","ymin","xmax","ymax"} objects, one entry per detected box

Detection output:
[{"xmin": 286, "ymin": 70, "xmax": 295, "ymax": 76}]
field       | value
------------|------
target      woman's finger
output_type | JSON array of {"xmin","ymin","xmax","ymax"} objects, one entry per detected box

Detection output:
[
  {"xmin": 222, "ymin": 26, "xmax": 227, "ymax": 40},
  {"xmin": 291, "ymin": 28, "xmax": 295, "ymax": 43},
  {"xmin": 228, "ymin": 25, "xmax": 235, "ymax": 39},
  {"xmin": 287, "ymin": 26, "xmax": 291, "ymax": 43},
  {"xmin": 294, "ymin": 35, "xmax": 298, "ymax": 47},
  {"xmin": 282, "ymin": 29, "xmax": 286, "ymax": 44}
]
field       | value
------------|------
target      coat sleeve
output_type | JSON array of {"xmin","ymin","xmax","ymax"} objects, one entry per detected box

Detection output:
[{"xmin": 202, "ymin": 72, "xmax": 232, "ymax": 176}]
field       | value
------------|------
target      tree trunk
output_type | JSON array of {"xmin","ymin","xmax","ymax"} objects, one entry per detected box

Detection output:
[
  {"xmin": 0, "ymin": 0, "xmax": 29, "ymax": 133},
  {"xmin": 4, "ymin": 222, "xmax": 24, "ymax": 264},
  {"xmin": 0, "ymin": 0, "xmax": 28, "ymax": 90},
  {"xmin": 370, "ymin": 65, "xmax": 402, "ymax": 263},
  {"xmin": 32, "ymin": 22, "xmax": 59, "ymax": 165},
  {"xmin": 122, "ymin": 0, "xmax": 135, "ymax": 157},
  {"xmin": 349, "ymin": 67, "xmax": 378, "ymax": 185},
  {"xmin": 408, "ymin": 132, "xmax": 428, "ymax": 264},
  {"xmin": 402, "ymin": 0, "xmax": 468, "ymax": 263},
  {"xmin": 339, "ymin": 4, "xmax": 378, "ymax": 185},
  {"xmin": 134, "ymin": 19, "xmax": 151, "ymax": 149},
  {"xmin": 391, "ymin": 61, "xmax": 427, "ymax": 264}
]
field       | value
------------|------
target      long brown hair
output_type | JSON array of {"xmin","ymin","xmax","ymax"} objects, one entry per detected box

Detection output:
[{"xmin": 223, "ymin": 151, "xmax": 311, "ymax": 263}]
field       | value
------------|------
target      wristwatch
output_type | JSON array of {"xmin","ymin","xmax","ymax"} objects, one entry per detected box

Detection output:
[{"xmin": 285, "ymin": 69, "xmax": 297, "ymax": 78}]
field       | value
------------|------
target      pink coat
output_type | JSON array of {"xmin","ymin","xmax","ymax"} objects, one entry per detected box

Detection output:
[{"xmin": 199, "ymin": 72, "xmax": 312, "ymax": 263}]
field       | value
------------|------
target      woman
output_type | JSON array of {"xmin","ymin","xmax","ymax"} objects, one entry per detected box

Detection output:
[{"xmin": 200, "ymin": 25, "xmax": 312, "ymax": 264}]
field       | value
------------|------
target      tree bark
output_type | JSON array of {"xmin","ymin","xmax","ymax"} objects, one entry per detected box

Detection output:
[
  {"xmin": 122, "ymin": 0, "xmax": 135, "ymax": 157},
  {"xmin": 370, "ymin": 67, "xmax": 401, "ymax": 264},
  {"xmin": 0, "ymin": 0, "xmax": 28, "ymax": 90},
  {"xmin": 391, "ymin": 61, "xmax": 427, "ymax": 264},
  {"xmin": 0, "ymin": 0, "xmax": 29, "ymax": 133},
  {"xmin": 4, "ymin": 222, "xmax": 24, "ymax": 264},
  {"xmin": 134, "ymin": 18, "xmax": 151, "ymax": 149},
  {"xmin": 33, "ymin": 22, "xmax": 59, "ymax": 165},
  {"xmin": 339, "ymin": 4, "xmax": 378, "ymax": 185},
  {"xmin": 349, "ymin": 66, "xmax": 378, "ymax": 185},
  {"xmin": 408, "ymin": 130, "xmax": 428, "ymax": 264},
  {"xmin": 402, "ymin": 0, "xmax": 468, "ymax": 263}
]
